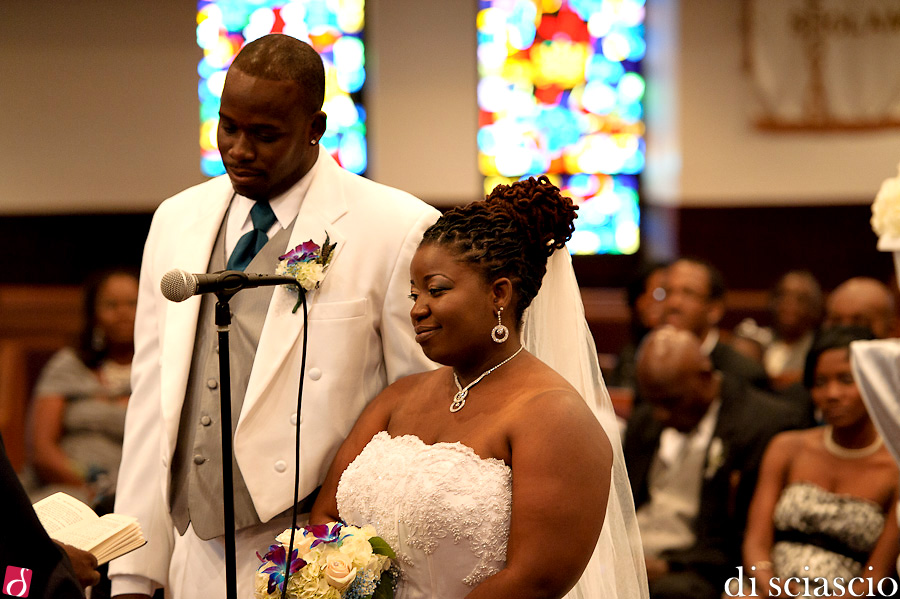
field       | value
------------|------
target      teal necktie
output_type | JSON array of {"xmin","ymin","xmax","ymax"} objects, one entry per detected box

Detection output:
[{"xmin": 226, "ymin": 201, "xmax": 278, "ymax": 271}]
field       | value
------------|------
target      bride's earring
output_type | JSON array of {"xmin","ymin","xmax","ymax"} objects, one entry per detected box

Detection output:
[{"xmin": 491, "ymin": 307, "xmax": 509, "ymax": 343}]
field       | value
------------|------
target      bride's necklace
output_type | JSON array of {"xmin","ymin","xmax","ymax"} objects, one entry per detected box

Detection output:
[
  {"xmin": 823, "ymin": 425, "xmax": 883, "ymax": 459},
  {"xmin": 450, "ymin": 346, "xmax": 524, "ymax": 413}
]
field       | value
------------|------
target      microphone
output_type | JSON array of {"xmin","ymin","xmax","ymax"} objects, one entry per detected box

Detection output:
[{"xmin": 160, "ymin": 269, "xmax": 300, "ymax": 302}]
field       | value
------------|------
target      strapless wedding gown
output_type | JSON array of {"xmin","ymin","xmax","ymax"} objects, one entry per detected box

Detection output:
[{"xmin": 336, "ymin": 432, "xmax": 512, "ymax": 598}]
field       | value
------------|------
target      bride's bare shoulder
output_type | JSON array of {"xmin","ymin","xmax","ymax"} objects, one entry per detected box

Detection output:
[
  {"xmin": 509, "ymin": 355, "xmax": 603, "ymax": 426},
  {"xmin": 378, "ymin": 367, "xmax": 448, "ymax": 400}
]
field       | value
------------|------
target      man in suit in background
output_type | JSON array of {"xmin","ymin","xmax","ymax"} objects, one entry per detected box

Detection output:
[
  {"xmin": 110, "ymin": 34, "xmax": 439, "ymax": 598},
  {"xmin": 625, "ymin": 328, "xmax": 802, "ymax": 599},
  {"xmin": 825, "ymin": 276, "xmax": 897, "ymax": 339},
  {"xmin": 662, "ymin": 258, "xmax": 769, "ymax": 390}
]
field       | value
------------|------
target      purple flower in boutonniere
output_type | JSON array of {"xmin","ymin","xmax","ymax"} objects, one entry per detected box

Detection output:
[
  {"xmin": 281, "ymin": 240, "xmax": 320, "ymax": 265},
  {"xmin": 276, "ymin": 233, "xmax": 337, "ymax": 313}
]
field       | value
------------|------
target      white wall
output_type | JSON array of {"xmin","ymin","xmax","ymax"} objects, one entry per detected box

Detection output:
[
  {"xmin": 366, "ymin": 0, "xmax": 481, "ymax": 205},
  {"xmin": 2, "ymin": 1, "xmax": 898, "ymax": 215},
  {"xmin": 645, "ymin": 0, "xmax": 900, "ymax": 207},
  {"xmin": 0, "ymin": 0, "xmax": 201, "ymax": 214},
  {"xmin": 0, "ymin": 0, "xmax": 480, "ymax": 215}
]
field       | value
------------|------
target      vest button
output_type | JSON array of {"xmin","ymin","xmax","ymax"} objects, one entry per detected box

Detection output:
[
  {"xmin": 274, "ymin": 460, "xmax": 287, "ymax": 473},
  {"xmin": 193, "ymin": 454, "xmax": 205, "ymax": 465},
  {"xmin": 200, "ymin": 415, "xmax": 212, "ymax": 426},
  {"xmin": 207, "ymin": 378, "xmax": 218, "ymax": 390},
  {"xmin": 308, "ymin": 367, "xmax": 322, "ymax": 381}
]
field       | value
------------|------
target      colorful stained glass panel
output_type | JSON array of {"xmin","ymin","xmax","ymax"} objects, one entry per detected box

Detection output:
[
  {"xmin": 197, "ymin": 0, "xmax": 366, "ymax": 177},
  {"xmin": 477, "ymin": 0, "xmax": 645, "ymax": 255}
]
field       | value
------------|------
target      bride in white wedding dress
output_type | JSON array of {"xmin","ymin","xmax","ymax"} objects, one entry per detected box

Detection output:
[{"xmin": 311, "ymin": 176, "xmax": 648, "ymax": 599}]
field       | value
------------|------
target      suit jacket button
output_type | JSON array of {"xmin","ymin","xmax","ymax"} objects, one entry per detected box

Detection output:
[
  {"xmin": 193, "ymin": 454, "xmax": 205, "ymax": 465},
  {"xmin": 308, "ymin": 368, "xmax": 322, "ymax": 381},
  {"xmin": 274, "ymin": 460, "xmax": 287, "ymax": 473},
  {"xmin": 200, "ymin": 415, "xmax": 212, "ymax": 426}
]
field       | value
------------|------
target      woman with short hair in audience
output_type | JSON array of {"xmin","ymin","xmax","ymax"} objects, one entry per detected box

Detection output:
[
  {"xmin": 742, "ymin": 326, "xmax": 899, "ymax": 597},
  {"xmin": 28, "ymin": 268, "xmax": 138, "ymax": 506}
]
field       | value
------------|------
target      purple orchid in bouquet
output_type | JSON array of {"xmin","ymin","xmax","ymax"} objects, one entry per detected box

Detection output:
[
  {"xmin": 306, "ymin": 522, "xmax": 346, "ymax": 548},
  {"xmin": 257, "ymin": 544, "xmax": 306, "ymax": 595}
]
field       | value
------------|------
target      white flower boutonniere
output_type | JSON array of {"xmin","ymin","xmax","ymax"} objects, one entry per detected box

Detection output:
[
  {"xmin": 705, "ymin": 437, "xmax": 725, "ymax": 480},
  {"xmin": 276, "ymin": 234, "xmax": 337, "ymax": 313},
  {"xmin": 872, "ymin": 162, "xmax": 900, "ymax": 250}
]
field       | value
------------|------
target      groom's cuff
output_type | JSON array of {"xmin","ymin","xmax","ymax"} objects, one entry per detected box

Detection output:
[{"xmin": 110, "ymin": 574, "xmax": 156, "ymax": 597}]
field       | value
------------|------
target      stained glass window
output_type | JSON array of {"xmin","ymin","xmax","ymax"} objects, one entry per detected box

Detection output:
[
  {"xmin": 477, "ymin": 0, "xmax": 645, "ymax": 255},
  {"xmin": 196, "ymin": 0, "xmax": 367, "ymax": 177}
]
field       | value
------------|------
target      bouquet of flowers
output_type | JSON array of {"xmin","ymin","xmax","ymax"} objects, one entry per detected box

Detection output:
[{"xmin": 254, "ymin": 522, "xmax": 397, "ymax": 599}]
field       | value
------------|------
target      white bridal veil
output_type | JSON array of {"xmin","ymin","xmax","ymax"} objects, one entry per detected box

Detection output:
[{"xmin": 522, "ymin": 248, "xmax": 649, "ymax": 599}]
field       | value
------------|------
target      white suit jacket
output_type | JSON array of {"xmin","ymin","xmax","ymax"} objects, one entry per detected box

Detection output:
[{"xmin": 110, "ymin": 149, "xmax": 440, "ymax": 589}]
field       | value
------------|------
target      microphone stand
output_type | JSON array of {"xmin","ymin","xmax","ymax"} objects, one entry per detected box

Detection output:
[
  {"xmin": 211, "ymin": 280, "xmax": 302, "ymax": 599},
  {"xmin": 160, "ymin": 269, "xmax": 305, "ymax": 599},
  {"xmin": 214, "ymin": 291, "xmax": 239, "ymax": 599}
]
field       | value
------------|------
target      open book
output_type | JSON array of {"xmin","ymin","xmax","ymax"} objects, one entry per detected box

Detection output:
[{"xmin": 33, "ymin": 492, "xmax": 146, "ymax": 565}]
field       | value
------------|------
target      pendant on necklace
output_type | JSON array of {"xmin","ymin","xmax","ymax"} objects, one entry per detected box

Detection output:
[{"xmin": 450, "ymin": 390, "xmax": 468, "ymax": 413}]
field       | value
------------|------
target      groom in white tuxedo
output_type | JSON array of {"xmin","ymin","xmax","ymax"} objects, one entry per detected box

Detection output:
[{"xmin": 109, "ymin": 34, "xmax": 439, "ymax": 598}]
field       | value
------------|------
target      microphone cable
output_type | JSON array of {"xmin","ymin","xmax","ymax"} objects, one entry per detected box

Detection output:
[{"xmin": 281, "ymin": 289, "xmax": 308, "ymax": 599}]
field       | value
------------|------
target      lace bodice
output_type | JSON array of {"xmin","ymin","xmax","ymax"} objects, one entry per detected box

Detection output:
[{"xmin": 336, "ymin": 431, "xmax": 512, "ymax": 599}]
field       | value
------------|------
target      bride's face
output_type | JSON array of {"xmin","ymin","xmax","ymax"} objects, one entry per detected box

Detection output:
[{"xmin": 409, "ymin": 243, "xmax": 497, "ymax": 365}]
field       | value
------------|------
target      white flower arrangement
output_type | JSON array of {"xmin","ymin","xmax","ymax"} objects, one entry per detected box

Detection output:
[
  {"xmin": 255, "ymin": 522, "xmax": 396, "ymax": 599},
  {"xmin": 872, "ymin": 162, "xmax": 900, "ymax": 250}
]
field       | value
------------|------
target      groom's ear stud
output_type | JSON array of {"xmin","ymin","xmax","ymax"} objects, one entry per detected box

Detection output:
[{"xmin": 310, "ymin": 139, "xmax": 319, "ymax": 146}]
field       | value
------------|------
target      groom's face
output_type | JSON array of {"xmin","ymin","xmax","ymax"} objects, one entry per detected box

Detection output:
[
  {"xmin": 217, "ymin": 68, "xmax": 325, "ymax": 201},
  {"xmin": 408, "ymin": 244, "xmax": 496, "ymax": 366}
]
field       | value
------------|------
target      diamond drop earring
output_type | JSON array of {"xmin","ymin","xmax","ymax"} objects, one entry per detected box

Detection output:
[{"xmin": 491, "ymin": 307, "xmax": 509, "ymax": 343}]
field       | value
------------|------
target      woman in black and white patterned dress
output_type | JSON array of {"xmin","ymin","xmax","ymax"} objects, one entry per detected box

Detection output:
[{"xmin": 743, "ymin": 327, "xmax": 899, "ymax": 597}]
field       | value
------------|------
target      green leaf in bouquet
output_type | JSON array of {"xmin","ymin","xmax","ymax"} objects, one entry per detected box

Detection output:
[
  {"xmin": 369, "ymin": 536, "xmax": 396, "ymax": 559},
  {"xmin": 370, "ymin": 572, "xmax": 394, "ymax": 599}
]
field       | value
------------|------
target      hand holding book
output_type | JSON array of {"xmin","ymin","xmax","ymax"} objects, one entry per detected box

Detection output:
[{"xmin": 33, "ymin": 492, "xmax": 146, "ymax": 565}]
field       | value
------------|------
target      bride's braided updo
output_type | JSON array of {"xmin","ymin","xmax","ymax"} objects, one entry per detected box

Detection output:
[{"xmin": 421, "ymin": 175, "xmax": 578, "ymax": 321}]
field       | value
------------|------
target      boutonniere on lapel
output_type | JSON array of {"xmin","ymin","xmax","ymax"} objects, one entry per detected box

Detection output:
[
  {"xmin": 705, "ymin": 437, "xmax": 725, "ymax": 479},
  {"xmin": 276, "ymin": 234, "xmax": 337, "ymax": 313}
]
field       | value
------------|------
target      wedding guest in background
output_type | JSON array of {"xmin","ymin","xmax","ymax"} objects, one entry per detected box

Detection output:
[
  {"xmin": 825, "ymin": 277, "xmax": 897, "ymax": 339},
  {"xmin": 625, "ymin": 327, "xmax": 801, "ymax": 599},
  {"xmin": 743, "ymin": 326, "xmax": 898, "ymax": 598},
  {"xmin": 607, "ymin": 260, "xmax": 669, "ymax": 391},
  {"xmin": 762, "ymin": 270, "xmax": 824, "ymax": 390},
  {"xmin": 110, "ymin": 34, "xmax": 440, "ymax": 599},
  {"xmin": 727, "ymin": 321, "xmax": 767, "ymax": 367},
  {"xmin": 662, "ymin": 258, "xmax": 770, "ymax": 391},
  {"xmin": 311, "ymin": 176, "xmax": 648, "ymax": 599},
  {"xmin": 28, "ymin": 268, "xmax": 138, "ymax": 505}
]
